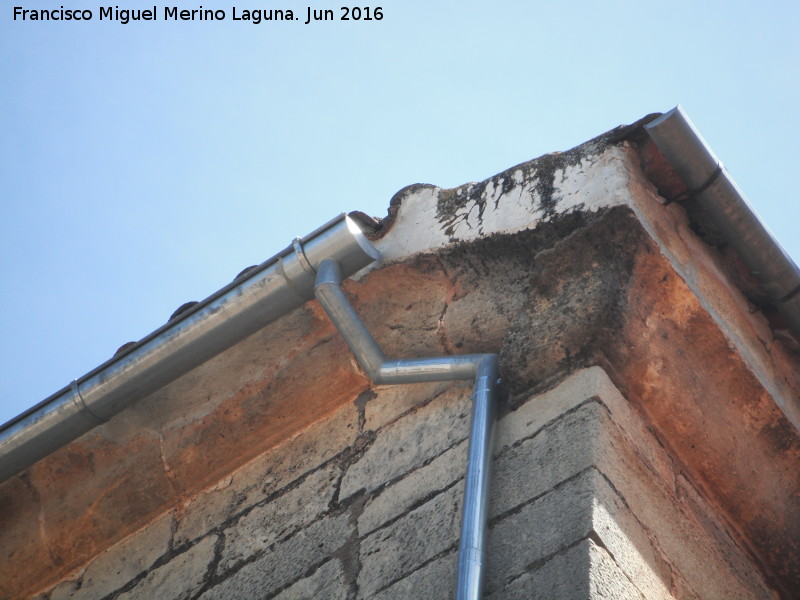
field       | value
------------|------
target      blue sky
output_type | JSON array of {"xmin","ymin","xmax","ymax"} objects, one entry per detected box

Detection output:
[{"xmin": 1, "ymin": 1, "xmax": 798, "ymax": 425}]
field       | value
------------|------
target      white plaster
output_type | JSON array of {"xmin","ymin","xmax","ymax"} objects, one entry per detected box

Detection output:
[
  {"xmin": 374, "ymin": 186, "xmax": 449, "ymax": 262},
  {"xmin": 373, "ymin": 146, "xmax": 633, "ymax": 265},
  {"xmin": 553, "ymin": 150, "xmax": 632, "ymax": 214}
]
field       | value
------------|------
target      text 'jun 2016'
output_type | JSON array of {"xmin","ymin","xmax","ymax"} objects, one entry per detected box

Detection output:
[{"xmin": 11, "ymin": 5, "xmax": 385, "ymax": 25}]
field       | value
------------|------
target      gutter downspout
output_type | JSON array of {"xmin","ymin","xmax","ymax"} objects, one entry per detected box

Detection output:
[
  {"xmin": 315, "ymin": 258, "xmax": 500, "ymax": 600},
  {"xmin": 644, "ymin": 106, "xmax": 800, "ymax": 336},
  {"xmin": 0, "ymin": 214, "xmax": 380, "ymax": 483}
]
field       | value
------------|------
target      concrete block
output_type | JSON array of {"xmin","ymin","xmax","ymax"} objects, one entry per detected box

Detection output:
[
  {"xmin": 492, "ymin": 401, "xmax": 673, "ymax": 599},
  {"xmin": 578, "ymin": 396, "xmax": 772, "ymax": 599},
  {"xmin": 369, "ymin": 551, "xmax": 456, "ymax": 600},
  {"xmin": 364, "ymin": 381, "xmax": 454, "ymax": 432},
  {"xmin": 46, "ymin": 511, "xmax": 173, "ymax": 600},
  {"xmin": 160, "ymin": 336, "xmax": 366, "ymax": 496},
  {"xmin": 491, "ymin": 367, "xmax": 772, "ymax": 600},
  {"xmin": 116, "ymin": 534, "xmax": 217, "ymax": 600},
  {"xmin": 272, "ymin": 558, "xmax": 349, "ymax": 600},
  {"xmin": 358, "ymin": 482, "xmax": 463, "ymax": 597},
  {"xmin": 220, "ymin": 464, "xmax": 340, "ymax": 570},
  {"xmin": 359, "ymin": 439, "xmax": 467, "ymax": 536},
  {"xmin": 487, "ymin": 465, "xmax": 669, "ymax": 599},
  {"xmin": 495, "ymin": 365, "xmax": 670, "ymax": 488},
  {"xmin": 175, "ymin": 402, "xmax": 357, "ymax": 546},
  {"xmin": 38, "ymin": 366, "xmax": 776, "ymax": 600},
  {"xmin": 486, "ymin": 468, "xmax": 596, "ymax": 594},
  {"xmin": 586, "ymin": 539, "xmax": 651, "ymax": 600},
  {"xmin": 488, "ymin": 538, "xmax": 648, "ymax": 600},
  {"xmin": 199, "ymin": 513, "xmax": 351, "ymax": 600},
  {"xmin": 491, "ymin": 399, "xmax": 600, "ymax": 518},
  {"xmin": 674, "ymin": 473, "xmax": 775, "ymax": 599},
  {"xmin": 611, "ymin": 455, "xmax": 775, "ymax": 600},
  {"xmin": 345, "ymin": 256, "xmax": 451, "ymax": 360},
  {"xmin": 340, "ymin": 385, "xmax": 470, "ymax": 500},
  {"xmin": 591, "ymin": 494, "xmax": 673, "ymax": 600}
]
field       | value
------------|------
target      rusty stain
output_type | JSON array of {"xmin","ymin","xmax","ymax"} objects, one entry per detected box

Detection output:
[{"xmin": 2, "ymin": 139, "xmax": 800, "ymax": 597}]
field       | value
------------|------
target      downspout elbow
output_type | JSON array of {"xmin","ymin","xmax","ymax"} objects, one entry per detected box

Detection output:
[
  {"xmin": 314, "ymin": 258, "xmax": 500, "ymax": 600},
  {"xmin": 314, "ymin": 258, "xmax": 386, "ymax": 382}
]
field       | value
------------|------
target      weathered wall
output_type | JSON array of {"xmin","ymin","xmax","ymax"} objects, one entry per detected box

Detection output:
[
  {"xmin": 33, "ymin": 368, "xmax": 774, "ymax": 600},
  {"xmin": 3, "ymin": 134, "xmax": 645, "ymax": 600},
  {"xmin": 3, "ymin": 127, "xmax": 799, "ymax": 599}
]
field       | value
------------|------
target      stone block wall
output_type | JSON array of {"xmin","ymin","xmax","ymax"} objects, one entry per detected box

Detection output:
[
  {"xmin": 35, "ymin": 367, "xmax": 773, "ymax": 600},
  {"xmin": 8, "ymin": 130, "xmax": 798, "ymax": 600}
]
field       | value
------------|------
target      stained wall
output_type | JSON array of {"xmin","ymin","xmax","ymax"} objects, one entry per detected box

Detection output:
[{"xmin": 3, "ymin": 126, "xmax": 798, "ymax": 599}]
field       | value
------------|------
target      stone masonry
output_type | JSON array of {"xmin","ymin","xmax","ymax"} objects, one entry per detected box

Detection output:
[{"xmin": 33, "ymin": 368, "xmax": 774, "ymax": 600}]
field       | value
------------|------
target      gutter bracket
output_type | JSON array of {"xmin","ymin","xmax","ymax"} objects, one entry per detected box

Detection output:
[
  {"xmin": 663, "ymin": 162, "xmax": 723, "ymax": 206},
  {"xmin": 292, "ymin": 237, "xmax": 316, "ymax": 275},
  {"xmin": 644, "ymin": 106, "xmax": 800, "ymax": 336},
  {"xmin": 71, "ymin": 380, "xmax": 105, "ymax": 425}
]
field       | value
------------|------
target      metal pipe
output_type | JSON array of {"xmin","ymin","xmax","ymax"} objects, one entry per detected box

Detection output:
[
  {"xmin": 644, "ymin": 106, "xmax": 800, "ymax": 335},
  {"xmin": 456, "ymin": 354, "xmax": 498, "ymax": 600},
  {"xmin": 314, "ymin": 258, "xmax": 386, "ymax": 379},
  {"xmin": 314, "ymin": 257, "xmax": 500, "ymax": 600},
  {"xmin": 0, "ymin": 214, "xmax": 380, "ymax": 483},
  {"xmin": 378, "ymin": 355, "xmax": 482, "ymax": 384}
]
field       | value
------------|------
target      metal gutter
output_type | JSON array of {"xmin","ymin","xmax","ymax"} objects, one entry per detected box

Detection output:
[
  {"xmin": 644, "ymin": 106, "xmax": 800, "ymax": 336},
  {"xmin": 0, "ymin": 214, "xmax": 380, "ymax": 483},
  {"xmin": 315, "ymin": 258, "xmax": 500, "ymax": 600},
  {"xmin": 3, "ymin": 212, "xmax": 502, "ymax": 599}
]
